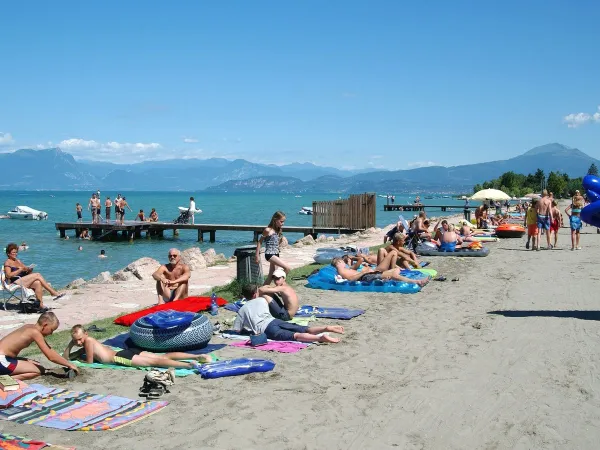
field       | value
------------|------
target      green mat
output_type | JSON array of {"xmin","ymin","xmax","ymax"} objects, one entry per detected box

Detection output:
[
  {"xmin": 74, "ymin": 351, "xmax": 219, "ymax": 377},
  {"xmin": 414, "ymin": 268, "xmax": 437, "ymax": 278},
  {"xmin": 289, "ymin": 315, "xmax": 316, "ymax": 326}
]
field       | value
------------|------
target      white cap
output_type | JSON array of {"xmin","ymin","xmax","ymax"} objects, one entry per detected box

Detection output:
[{"xmin": 273, "ymin": 268, "xmax": 286, "ymax": 279}]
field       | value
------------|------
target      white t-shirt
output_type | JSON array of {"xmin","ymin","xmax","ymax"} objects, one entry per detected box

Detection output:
[
  {"xmin": 189, "ymin": 200, "xmax": 196, "ymax": 211},
  {"xmin": 233, "ymin": 297, "xmax": 274, "ymax": 335}
]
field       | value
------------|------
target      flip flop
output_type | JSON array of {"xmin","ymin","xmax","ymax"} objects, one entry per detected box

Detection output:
[
  {"xmin": 87, "ymin": 325, "xmax": 106, "ymax": 332},
  {"xmin": 451, "ymin": 277, "xmax": 460, "ymax": 282},
  {"xmin": 53, "ymin": 293, "xmax": 67, "ymax": 301},
  {"xmin": 434, "ymin": 276, "xmax": 447, "ymax": 282},
  {"xmin": 420, "ymin": 261, "xmax": 431, "ymax": 268}
]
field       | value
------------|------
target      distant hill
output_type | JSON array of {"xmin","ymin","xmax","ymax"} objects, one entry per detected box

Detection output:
[{"xmin": 0, "ymin": 143, "xmax": 596, "ymax": 192}]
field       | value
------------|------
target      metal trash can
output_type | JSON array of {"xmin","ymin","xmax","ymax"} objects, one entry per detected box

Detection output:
[
  {"xmin": 233, "ymin": 245, "xmax": 263, "ymax": 284},
  {"xmin": 463, "ymin": 208, "xmax": 471, "ymax": 222}
]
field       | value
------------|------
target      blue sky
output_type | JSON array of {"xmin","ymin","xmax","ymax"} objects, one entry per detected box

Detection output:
[{"xmin": 0, "ymin": 0, "xmax": 599, "ymax": 169}]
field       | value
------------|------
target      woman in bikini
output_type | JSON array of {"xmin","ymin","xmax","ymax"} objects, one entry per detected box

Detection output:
[
  {"xmin": 256, "ymin": 211, "xmax": 290, "ymax": 285},
  {"xmin": 565, "ymin": 190, "xmax": 585, "ymax": 250},
  {"xmin": 3, "ymin": 243, "xmax": 65, "ymax": 310}
]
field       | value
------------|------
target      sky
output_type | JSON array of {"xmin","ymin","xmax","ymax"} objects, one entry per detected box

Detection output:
[{"xmin": 1, "ymin": 0, "xmax": 599, "ymax": 169}]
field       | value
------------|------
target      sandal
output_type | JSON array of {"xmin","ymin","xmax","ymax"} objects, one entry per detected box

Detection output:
[
  {"xmin": 53, "ymin": 293, "xmax": 67, "ymax": 301},
  {"xmin": 434, "ymin": 276, "xmax": 447, "ymax": 282},
  {"xmin": 87, "ymin": 325, "xmax": 106, "ymax": 332}
]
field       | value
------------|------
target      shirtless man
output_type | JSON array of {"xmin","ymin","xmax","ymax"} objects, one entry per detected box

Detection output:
[
  {"xmin": 257, "ymin": 268, "xmax": 299, "ymax": 320},
  {"xmin": 136, "ymin": 209, "xmax": 146, "ymax": 221},
  {"xmin": 536, "ymin": 190, "xmax": 554, "ymax": 250},
  {"xmin": 152, "ymin": 248, "xmax": 190, "ymax": 304},
  {"xmin": 114, "ymin": 194, "xmax": 122, "ymax": 223},
  {"xmin": 475, "ymin": 204, "xmax": 489, "ymax": 228},
  {"xmin": 63, "ymin": 325, "xmax": 210, "ymax": 370},
  {"xmin": 438, "ymin": 224, "xmax": 463, "ymax": 252},
  {"xmin": 88, "ymin": 194, "xmax": 99, "ymax": 224},
  {"xmin": 378, "ymin": 233, "xmax": 421, "ymax": 269},
  {"xmin": 105, "ymin": 196, "xmax": 112, "ymax": 222},
  {"xmin": 0, "ymin": 312, "xmax": 79, "ymax": 380},
  {"xmin": 411, "ymin": 211, "xmax": 431, "ymax": 238},
  {"xmin": 331, "ymin": 257, "xmax": 428, "ymax": 286}
]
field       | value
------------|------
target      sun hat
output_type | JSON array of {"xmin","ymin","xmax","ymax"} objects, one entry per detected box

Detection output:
[{"xmin": 273, "ymin": 268, "xmax": 286, "ymax": 279}]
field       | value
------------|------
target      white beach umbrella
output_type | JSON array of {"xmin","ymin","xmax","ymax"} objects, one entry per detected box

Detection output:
[
  {"xmin": 523, "ymin": 193, "xmax": 541, "ymax": 199},
  {"xmin": 469, "ymin": 189, "xmax": 511, "ymax": 201}
]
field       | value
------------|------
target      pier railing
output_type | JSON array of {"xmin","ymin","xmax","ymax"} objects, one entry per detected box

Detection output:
[{"xmin": 312, "ymin": 193, "xmax": 376, "ymax": 229}]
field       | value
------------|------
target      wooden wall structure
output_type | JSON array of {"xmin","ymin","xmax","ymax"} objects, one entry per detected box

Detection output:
[{"xmin": 312, "ymin": 193, "xmax": 376, "ymax": 230}]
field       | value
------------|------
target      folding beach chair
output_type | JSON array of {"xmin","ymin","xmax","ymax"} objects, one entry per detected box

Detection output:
[{"xmin": 1, "ymin": 267, "xmax": 37, "ymax": 312}]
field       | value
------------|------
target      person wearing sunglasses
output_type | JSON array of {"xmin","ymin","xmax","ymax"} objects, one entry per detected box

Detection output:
[{"xmin": 152, "ymin": 248, "xmax": 190, "ymax": 304}]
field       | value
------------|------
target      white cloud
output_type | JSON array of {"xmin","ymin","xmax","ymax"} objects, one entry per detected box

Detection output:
[
  {"xmin": 563, "ymin": 106, "xmax": 600, "ymax": 128},
  {"xmin": 183, "ymin": 137, "xmax": 198, "ymax": 143},
  {"xmin": 56, "ymin": 138, "xmax": 162, "ymax": 161},
  {"xmin": 407, "ymin": 161, "xmax": 437, "ymax": 168},
  {"xmin": 0, "ymin": 132, "xmax": 14, "ymax": 146}
]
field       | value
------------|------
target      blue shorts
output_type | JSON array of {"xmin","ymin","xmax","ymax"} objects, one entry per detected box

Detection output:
[
  {"xmin": 0, "ymin": 355, "xmax": 18, "ymax": 375},
  {"xmin": 570, "ymin": 215, "xmax": 582, "ymax": 231},
  {"xmin": 265, "ymin": 319, "xmax": 308, "ymax": 341},
  {"xmin": 267, "ymin": 294, "xmax": 291, "ymax": 321},
  {"xmin": 537, "ymin": 214, "xmax": 550, "ymax": 230},
  {"xmin": 439, "ymin": 241, "xmax": 456, "ymax": 252}
]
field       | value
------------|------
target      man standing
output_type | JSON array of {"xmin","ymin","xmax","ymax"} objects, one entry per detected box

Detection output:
[
  {"xmin": 189, "ymin": 196, "xmax": 196, "ymax": 224},
  {"xmin": 463, "ymin": 198, "xmax": 470, "ymax": 221},
  {"xmin": 105, "ymin": 196, "xmax": 112, "ymax": 222},
  {"xmin": 535, "ymin": 190, "xmax": 554, "ymax": 250},
  {"xmin": 152, "ymin": 248, "xmax": 190, "ymax": 304}
]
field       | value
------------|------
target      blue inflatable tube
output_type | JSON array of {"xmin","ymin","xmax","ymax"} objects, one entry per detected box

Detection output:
[
  {"xmin": 307, "ymin": 265, "xmax": 424, "ymax": 293},
  {"xmin": 198, "ymin": 358, "xmax": 275, "ymax": 379},
  {"xmin": 582, "ymin": 175, "xmax": 600, "ymax": 227},
  {"xmin": 144, "ymin": 310, "xmax": 195, "ymax": 329}
]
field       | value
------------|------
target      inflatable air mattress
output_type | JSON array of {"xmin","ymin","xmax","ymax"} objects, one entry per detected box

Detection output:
[
  {"xmin": 582, "ymin": 175, "xmax": 600, "ymax": 227},
  {"xmin": 198, "ymin": 358, "xmax": 275, "ymax": 379},
  {"xmin": 494, "ymin": 224, "xmax": 525, "ymax": 238},
  {"xmin": 313, "ymin": 247, "xmax": 359, "ymax": 264},
  {"xmin": 416, "ymin": 243, "xmax": 490, "ymax": 257},
  {"xmin": 130, "ymin": 313, "xmax": 213, "ymax": 351},
  {"xmin": 307, "ymin": 265, "xmax": 426, "ymax": 293}
]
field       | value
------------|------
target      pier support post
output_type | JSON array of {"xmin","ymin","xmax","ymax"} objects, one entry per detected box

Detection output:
[
  {"xmin": 59, "ymin": 229, "xmax": 65, "ymax": 238},
  {"xmin": 253, "ymin": 231, "xmax": 260, "ymax": 242},
  {"xmin": 198, "ymin": 230, "xmax": 204, "ymax": 242},
  {"xmin": 209, "ymin": 231, "xmax": 216, "ymax": 242},
  {"xmin": 135, "ymin": 229, "xmax": 142, "ymax": 239}
]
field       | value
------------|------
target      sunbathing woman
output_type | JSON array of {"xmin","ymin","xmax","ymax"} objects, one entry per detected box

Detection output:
[
  {"xmin": 256, "ymin": 211, "xmax": 290, "ymax": 285},
  {"xmin": 331, "ymin": 257, "xmax": 428, "ymax": 286},
  {"xmin": 4, "ymin": 243, "xmax": 65, "ymax": 310}
]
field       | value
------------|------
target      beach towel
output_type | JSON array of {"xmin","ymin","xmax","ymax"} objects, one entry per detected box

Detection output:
[
  {"xmin": 114, "ymin": 296, "xmax": 227, "ymax": 326},
  {"xmin": 228, "ymin": 340, "xmax": 309, "ymax": 353},
  {"xmin": 0, "ymin": 433, "xmax": 74, "ymax": 450},
  {"xmin": 295, "ymin": 305, "xmax": 364, "ymax": 320},
  {"xmin": 4, "ymin": 384, "xmax": 167, "ymax": 431}
]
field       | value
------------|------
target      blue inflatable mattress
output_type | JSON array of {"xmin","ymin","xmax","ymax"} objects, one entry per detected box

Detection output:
[{"xmin": 307, "ymin": 265, "xmax": 425, "ymax": 293}]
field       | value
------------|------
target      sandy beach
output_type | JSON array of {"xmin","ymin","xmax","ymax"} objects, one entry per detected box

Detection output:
[{"xmin": 3, "ymin": 206, "xmax": 600, "ymax": 449}]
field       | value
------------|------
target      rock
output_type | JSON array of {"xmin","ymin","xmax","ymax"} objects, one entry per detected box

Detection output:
[
  {"xmin": 292, "ymin": 242, "xmax": 304, "ymax": 248},
  {"xmin": 202, "ymin": 248, "xmax": 228, "ymax": 266},
  {"xmin": 88, "ymin": 271, "xmax": 114, "ymax": 284},
  {"xmin": 126, "ymin": 257, "xmax": 161, "ymax": 280},
  {"xmin": 326, "ymin": 236, "xmax": 335, "ymax": 242},
  {"xmin": 228, "ymin": 256, "xmax": 237, "ymax": 262},
  {"xmin": 181, "ymin": 247, "xmax": 207, "ymax": 271},
  {"xmin": 112, "ymin": 270, "xmax": 137, "ymax": 282},
  {"xmin": 316, "ymin": 235, "xmax": 327, "ymax": 242},
  {"xmin": 296, "ymin": 235, "xmax": 316, "ymax": 246},
  {"xmin": 280, "ymin": 236, "xmax": 289, "ymax": 248},
  {"xmin": 366, "ymin": 227, "xmax": 377, "ymax": 234},
  {"xmin": 66, "ymin": 278, "xmax": 85, "ymax": 289}
]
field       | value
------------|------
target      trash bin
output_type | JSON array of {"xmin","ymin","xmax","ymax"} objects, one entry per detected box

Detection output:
[
  {"xmin": 234, "ymin": 245, "xmax": 263, "ymax": 284},
  {"xmin": 463, "ymin": 208, "xmax": 471, "ymax": 222}
]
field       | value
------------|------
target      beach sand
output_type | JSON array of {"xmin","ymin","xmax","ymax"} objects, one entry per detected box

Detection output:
[{"xmin": 3, "ymin": 207, "xmax": 600, "ymax": 449}]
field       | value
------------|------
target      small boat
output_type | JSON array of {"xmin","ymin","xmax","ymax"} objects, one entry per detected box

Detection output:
[
  {"xmin": 7, "ymin": 206, "xmax": 48, "ymax": 220},
  {"xmin": 298, "ymin": 206, "xmax": 313, "ymax": 215},
  {"xmin": 178, "ymin": 206, "xmax": 203, "ymax": 214}
]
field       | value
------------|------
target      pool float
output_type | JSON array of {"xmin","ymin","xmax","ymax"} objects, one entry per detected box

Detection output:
[
  {"xmin": 144, "ymin": 310, "xmax": 195, "ymax": 328},
  {"xmin": 415, "ymin": 242, "xmax": 490, "ymax": 257},
  {"xmin": 198, "ymin": 358, "xmax": 275, "ymax": 379},
  {"xmin": 130, "ymin": 312, "xmax": 213, "ymax": 352},
  {"xmin": 494, "ymin": 224, "xmax": 526, "ymax": 238},
  {"xmin": 307, "ymin": 265, "xmax": 427, "ymax": 293},
  {"xmin": 582, "ymin": 175, "xmax": 600, "ymax": 227}
]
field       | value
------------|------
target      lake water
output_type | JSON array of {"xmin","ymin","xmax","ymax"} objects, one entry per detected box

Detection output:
[{"xmin": 0, "ymin": 191, "xmax": 465, "ymax": 287}]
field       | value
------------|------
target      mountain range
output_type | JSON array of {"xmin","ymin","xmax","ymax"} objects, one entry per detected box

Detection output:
[{"xmin": 0, "ymin": 143, "xmax": 596, "ymax": 192}]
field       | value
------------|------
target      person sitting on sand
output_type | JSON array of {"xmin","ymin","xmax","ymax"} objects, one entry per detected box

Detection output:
[
  {"xmin": 437, "ymin": 224, "xmax": 463, "ymax": 252},
  {"xmin": 257, "ymin": 268, "xmax": 299, "ymax": 320},
  {"xmin": 331, "ymin": 257, "xmax": 428, "ymax": 286},
  {"xmin": 383, "ymin": 219, "xmax": 406, "ymax": 244},
  {"xmin": 152, "ymin": 248, "xmax": 190, "ymax": 304},
  {"xmin": 0, "ymin": 312, "xmax": 79, "ymax": 380},
  {"xmin": 63, "ymin": 325, "xmax": 211, "ymax": 370},
  {"xmin": 4, "ymin": 243, "xmax": 66, "ymax": 310},
  {"xmin": 234, "ymin": 285, "xmax": 344, "ymax": 343},
  {"xmin": 378, "ymin": 233, "xmax": 421, "ymax": 269}
]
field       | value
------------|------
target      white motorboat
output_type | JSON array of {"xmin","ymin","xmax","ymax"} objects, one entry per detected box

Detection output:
[
  {"xmin": 298, "ymin": 206, "xmax": 313, "ymax": 215},
  {"xmin": 7, "ymin": 206, "xmax": 48, "ymax": 220},
  {"xmin": 178, "ymin": 206, "xmax": 203, "ymax": 214}
]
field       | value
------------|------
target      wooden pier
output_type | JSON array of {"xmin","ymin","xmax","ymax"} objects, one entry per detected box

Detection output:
[
  {"xmin": 54, "ymin": 221, "xmax": 364, "ymax": 242},
  {"xmin": 383, "ymin": 204, "xmax": 472, "ymax": 212}
]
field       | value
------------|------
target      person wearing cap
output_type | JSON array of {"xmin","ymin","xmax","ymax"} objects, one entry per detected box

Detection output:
[{"xmin": 257, "ymin": 268, "xmax": 299, "ymax": 320}]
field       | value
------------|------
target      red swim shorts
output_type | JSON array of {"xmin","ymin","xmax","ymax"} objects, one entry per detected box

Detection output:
[
  {"xmin": 527, "ymin": 224, "xmax": 538, "ymax": 236},
  {"xmin": 550, "ymin": 220, "xmax": 559, "ymax": 232}
]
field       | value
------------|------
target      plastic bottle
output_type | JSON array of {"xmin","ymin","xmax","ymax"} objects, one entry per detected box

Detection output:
[{"xmin": 210, "ymin": 292, "xmax": 219, "ymax": 316}]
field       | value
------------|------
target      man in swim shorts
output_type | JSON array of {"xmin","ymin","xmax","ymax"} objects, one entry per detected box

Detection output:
[
  {"xmin": 0, "ymin": 312, "xmax": 79, "ymax": 380},
  {"xmin": 535, "ymin": 190, "xmax": 554, "ymax": 250},
  {"xmin": 234, "ymin": 285, "xmax": 343, "ymax": 343},
  {"xmin": 331, "ymin": 257, "xmax": 428, "ymax": 286},
  {"xmin": 63, "ymin": 325, "xmax": 211, "ymax": 369},
  {"xmin": 379, "ymin": 233, "xmax": 422, "ymax": 269},
  {"xmin": 258, "ymin": 268, "xmax": 299, "ymax": 320},
  {"xmin": 152, "ymin": 248, "xmax": 190, "ymax": 304}
]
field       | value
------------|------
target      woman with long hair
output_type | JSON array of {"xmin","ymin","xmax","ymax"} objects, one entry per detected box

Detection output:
[{"xmin": 256, "ymin": 211, "xmax": 290, "ymax": 285}]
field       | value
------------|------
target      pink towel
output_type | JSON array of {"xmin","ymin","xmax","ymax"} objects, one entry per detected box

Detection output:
[{"xmin": 229, "ymin": 340, "xmax": 309, "ymax": 353}]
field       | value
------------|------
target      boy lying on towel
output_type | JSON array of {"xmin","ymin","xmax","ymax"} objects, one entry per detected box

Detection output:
[
  {"xmin": 0, "ymin": 312, "xmax": 80, "ymax": 380},
  {"xmin": 234, "ymin": 285, "xmax": 344, "ymax": 343},
  {"xmin": 331, "ymin": 257, "xmax": 428, "ymax": 286},
  {"xmin": 63, "ymin": 325, "xmax": 211, "ymax": 370}
]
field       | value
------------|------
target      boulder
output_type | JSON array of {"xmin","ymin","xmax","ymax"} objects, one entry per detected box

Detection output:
[
  {"xmin": 296, "ymin": 235, "xmax": 316, "ymax": 246},
  {"xmin": 326, "ymin": 236, "xmax": 335, "ymax": 242},
  {"xmin": 280, "ymin": 236, "xmax": 289, "ymax": 248},
  {"xmin": 88, "ymin": 271, "xmax": 114, "ymax": 284},
  {"xmin": 112, "ymin": 270, "xmax": 137, "ymax": 282},
  {"xmin": 316, "ymin": 235, "xmax": 327, "ymax": 242},
  {"xmin": 292, "ymin": 242, "xmax": 304, "ymax": 248},
  {"xmin": 66, "ymin": 278, "xmax": 85, "ymax": 289},
  {"xmin": 181, "ymin": 247, "xmax": 207, "ymax": 271},
  {"xmin": 366, "ymin": 227, "xmax": 378, "ymax": 234},
  {"xmin": 125, "ymin": 257, "xmax": 161, "ymax": 280},
  {"xmin": 202, "ymin": 248, "xmax": 228, "ymax": 266}
]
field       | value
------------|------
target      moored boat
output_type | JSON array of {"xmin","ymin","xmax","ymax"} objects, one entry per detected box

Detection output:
[{"xmin": 7, "ymin": 206, "xmax": 48, "ymax": 220}]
